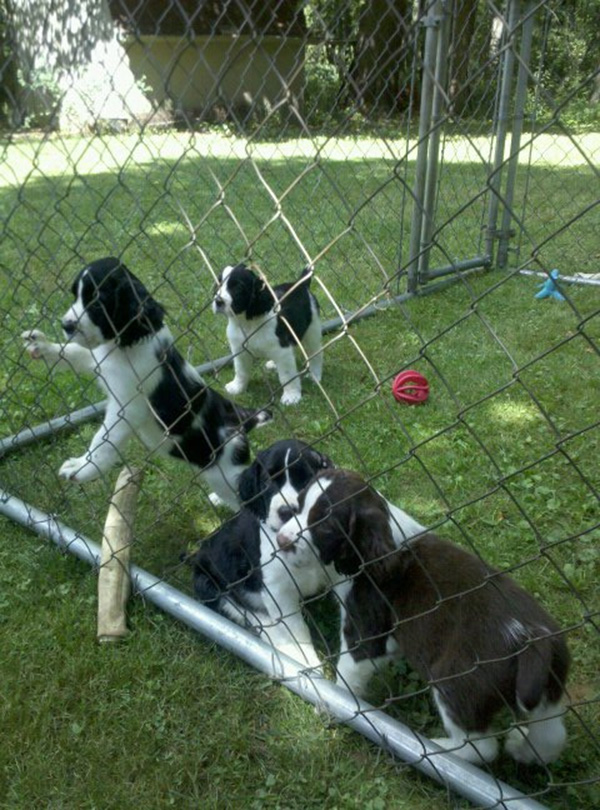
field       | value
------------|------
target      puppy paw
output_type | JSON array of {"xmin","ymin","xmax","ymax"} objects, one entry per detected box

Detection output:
[
  {"xmin": 431, "ymin": 735, "xmax": 499, "ymax": 763},
  {"xmin": 21, "ymin": 329, "xmax": 50, "ymax": 360},
  {"xmin": 334, "ymin": 678, "xmax": 368, "ymax": 699},
  {"xmin": 59, "ymin": 457, "xmax": 101, "ymax": 483},
  {"xmin": 274, "ymin": 642, "xmax": 323, "ymax": 672},
  {"xmin": 225, "ymin": 379, "xmax": 247, "ymax": 396},
  {"xmin": 505, "ymin": 728, "xmax": 539, "ymax": 764},
  {"xmin": 280, "ymin": 642, "xmax": 322, "ymax": 671},
  {"xmin": 505, "ymin": 722, "xmax": 566, "ymax": 765},
  {"xmin": 264, "ymin": 360, "xmax": 277, "ymax": 372},
  {"xmin": 430, "ymin": 736, "xmax": 456, "ymax": 751},
  {"xmin": 298, "ymin": 649, "xmax": 324, "ymax": 671},
  {"xmin": 280, "ymin": 389, "xmax": 302, "ymax": 406}
]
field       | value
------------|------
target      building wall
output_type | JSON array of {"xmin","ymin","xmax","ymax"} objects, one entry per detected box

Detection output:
[{"xmin": 122, "ymin": 35, "xmax": 305, "ymax": 117}]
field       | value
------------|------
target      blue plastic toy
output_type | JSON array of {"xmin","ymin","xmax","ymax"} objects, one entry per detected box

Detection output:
[{"xmin": 535, "ymin": 269, "xmax": 565, "ymax": 301}]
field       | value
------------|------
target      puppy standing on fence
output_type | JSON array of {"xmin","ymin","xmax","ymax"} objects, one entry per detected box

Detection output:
[
  {"xmin": 276, "ymin": 469, "xmax": 570, "ymax": 766},
  {"xmin": 213, "ymin": 263, "xmax": 323, "ymax": 406},
  {"xmin": 22, "ymin": 257, "xmax": 271, "ymax": 509}
]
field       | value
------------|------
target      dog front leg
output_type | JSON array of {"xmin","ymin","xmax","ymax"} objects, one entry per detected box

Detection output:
[
  {"xmin": 300, "ymin": 319, "xmax": 323, "ymax": 384},
  {"xmin": 59, "ymin": 408, "xmax": 133, "ymax": 483},
  {"xmin": 266, "ymin": 611, "xmax": 322, "ymax": 669},
  {"xmin": 225, "ymin": 346, "xmax": 253, "ymax": 397},
  {"xmin": 201, "ymin": 461, "xmax": 242, "ymax": 511},
  {"xmin": 335, "ymin": 630, "xmax": 376, "ymax": 698},
  {"xmin": 260, "ymin": 577, "xmax": 321, "ymax": 669},
  {"xmin": 334, "ymin": 603, "xmax": 392, "ymax": 698},
  {"xmin": 274, "ymin": 351, "xmax": 301, "ymax": 406},
  {"xmin": 22, "ymin": 330, "xmax": 96, "ymax": 375}
]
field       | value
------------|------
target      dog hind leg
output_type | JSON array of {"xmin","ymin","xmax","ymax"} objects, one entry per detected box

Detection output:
[
  {"xmin": 301, "ymin": 319, "xmax": 323, "ymax": 384},
  {"xmin": 505, "ymin": 701, "xmax": 567, "ymax": 764},
  {"xmin": 59, "ymin": 407, "xmax": 133, "ymax": 482},
  {"xmin": 431, "ymin": 689, "xmax": 499, "ymax": 764}
]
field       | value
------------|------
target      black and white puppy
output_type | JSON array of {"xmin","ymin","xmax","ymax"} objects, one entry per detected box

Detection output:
[
  {"xmin": 213, "ymin": 263, "xmax": 322, "ymax": 406},
  {"xmin": 276, "ymin": 469, "xmax": 570, "ymax": 765},
  {"xmin": 187, "ymin": 439, "xmax": 334, "ymax": 667},
  {"xmin": 22, "ymin": 257, "xmax": 271, "ymax": 509},
  {"xmin": 189, "ymin": 447, "xmax": 425, "ymax": 668}
]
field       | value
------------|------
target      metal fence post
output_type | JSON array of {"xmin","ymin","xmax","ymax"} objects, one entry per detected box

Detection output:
[
  {"xmin": 417, "ymin": 0, "xmax": 451, "ymax": 285},
  {"xmin": 497, "ymin": 0, "xmax": 536, "ymax": 269},
  {"xmin": 407, "ymin": 0, "xmax": 443, "ymax": 293},
  {"xmin": 486, "ymin": 0, "xmax": 521, "ymax": 264}
]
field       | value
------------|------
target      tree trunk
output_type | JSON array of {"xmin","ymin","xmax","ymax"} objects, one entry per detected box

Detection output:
[
  {"xmin": 590, "ymin": 68, "xmax": 600, "ymax": 104},
  {"xmin": 448, "ymin": 0, "xmax": 478, "ymax": 115},
  {"xmin": 6, "ymin": 0, "xmax": 151, "ymax": 131},
  {"xmin": 350, "ymin": 0, "xmax": 411, "ymax": 114}
]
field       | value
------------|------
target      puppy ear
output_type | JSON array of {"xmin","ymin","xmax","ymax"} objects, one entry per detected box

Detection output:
[
  {"xmin": 317, "ymin": 503, "xmax": 394, "ymax": 578},
  {"xmin": 128, "ymin": 276, "xmax": 165, "ymax": 329},
  {"xmin": 238, "ymin": 461, "xmax": 267, "ymax": 519},
  {"xmin": 246, "ymin": 275, "xmax": 272, "ymax": 319},
  {"xmin": 114, "ymin": 274, "xmax": 165, "ymax": 343},
  {"xmin": 314, "ymin": 502, "xmax": 361, "ymax": 575},
  {"xmin": 335, "ymin": 506, "xmax": 362, "ymax": 575},
  {"xmin": 357, "ymin": 508, "xmax": 396, "ymax": 580}
]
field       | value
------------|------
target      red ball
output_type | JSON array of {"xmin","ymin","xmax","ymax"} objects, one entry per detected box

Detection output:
[{"xmin": 392, "ymin": 370, "xmax": 429, "ymax": 405}]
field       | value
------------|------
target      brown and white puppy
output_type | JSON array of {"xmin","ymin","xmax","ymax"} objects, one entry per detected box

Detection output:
[{"xmin": 276, "ymin": 469, "xmax": 570, "ymax": 765}]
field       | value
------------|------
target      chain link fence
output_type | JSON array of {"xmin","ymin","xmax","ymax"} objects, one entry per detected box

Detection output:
[{"xmin": 1, "ymin": 1, "xmax": 599, "ymax": 807}]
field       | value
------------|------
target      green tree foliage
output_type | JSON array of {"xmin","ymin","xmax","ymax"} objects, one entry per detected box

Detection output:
[
  {"xmin": 529, "ymin": 0, "xmax": 600, "ymax": 126},
  {"xmin": 304, "ymin": 0, "xmax": 599, "ymax": 127},
  {"xmin": 0, "ymin": 0, "xmax": 19, "ymax": 126},
  {"xmin": 538, "ymin": 0, "xmax": 599, "ymax": 93},
  {"xmin": 306, "ymin": 0, "xmax": 414, "ymax": 119}
]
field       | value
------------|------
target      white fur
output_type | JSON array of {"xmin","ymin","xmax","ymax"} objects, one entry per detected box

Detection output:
[
  {"xmin": 264, "ymin": 448, "xmax": 303, "ymax": 530},
  {"xmin": 432, "ymin": 690, "xmax": 500, "ymax": 764},
  {"xmin": 504, "ymin": 701, "xmax": 568, "ymax": 765},
  {"xmin": 385, "ymin": 500, "xmax": 425, "ymax": 545},
  {"xmin": 254, "ymin": 523, "xmax": 328, "ymax": 668}
]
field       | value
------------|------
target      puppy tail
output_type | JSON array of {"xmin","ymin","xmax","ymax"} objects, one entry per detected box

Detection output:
[
  {"xmin": 233, "ymin": 405, "xmax": 273, "ymax": 432},
  {"xmin": 299, "ymin": 266, "xmax": 313, "ymax": 286},
  {"xmin": 217, "ymin": 389, "xmax": 273, "ymax": 432},
  {"xmin": 516, "ymin": 634, "xmax": 569, "ymax": 712}
]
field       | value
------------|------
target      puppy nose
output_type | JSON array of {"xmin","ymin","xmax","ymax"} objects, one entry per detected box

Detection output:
[
  {"xmin": 214, "ymin": 297, "xmax": 224, "ymax": 308},
  {"xmin": 62, "ymin": 319, "xmax": 76, "ymax": 336},
  {"xmin": 277, "ymin": 505, "xmax": 295, "ymax": 525},
  {"xmin": 276, "ymin": 530, "xmax": 295, "ymax": 551}
]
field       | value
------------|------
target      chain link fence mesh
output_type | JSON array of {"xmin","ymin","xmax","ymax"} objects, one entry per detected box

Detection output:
[{"xmin": 1, "ymin": 0, "xmax": 599, "ymax": 806}]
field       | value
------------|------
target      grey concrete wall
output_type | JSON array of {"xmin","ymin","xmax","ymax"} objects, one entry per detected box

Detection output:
[{"xmin": 123, "ymin": 34, "xmax": 305, "ymax": 117}]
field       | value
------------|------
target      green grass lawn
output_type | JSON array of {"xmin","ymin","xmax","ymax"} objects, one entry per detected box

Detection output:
[{"xmin": 0, "ymin": 129, "xmax": 599, "ymax": 808}]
